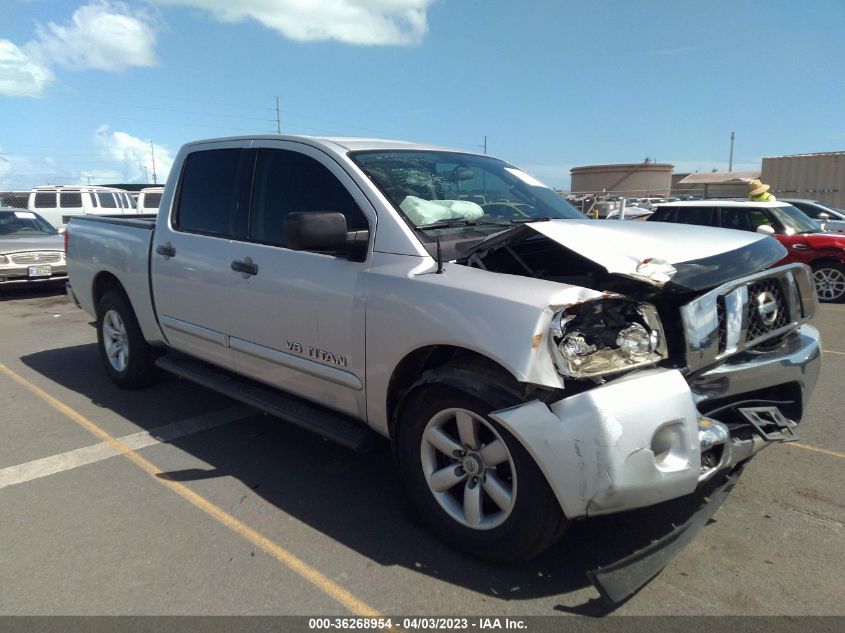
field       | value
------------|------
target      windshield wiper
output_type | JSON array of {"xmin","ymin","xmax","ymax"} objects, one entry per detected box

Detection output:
[
  {"xmin": 510, "ymin": 216, "xmax": 554, "ymax": 224},
  {"xmin": 417, "ymin": 218, "xmax": 512, "ymax": 230}
]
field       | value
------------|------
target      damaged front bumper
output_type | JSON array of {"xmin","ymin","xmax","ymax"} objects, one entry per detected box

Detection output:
[{"xmin": 489, "ymin": 324, "xmax": 821, "ymax": 520}]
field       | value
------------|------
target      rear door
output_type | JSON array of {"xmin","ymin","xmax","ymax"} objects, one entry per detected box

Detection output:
[
  {"xmin": 227, "ymin": 141, "xmax": 373, "ymax": 419},
  {"xmin": 151, "ymin": 143, "xmax": 252, "ymax": 369}
]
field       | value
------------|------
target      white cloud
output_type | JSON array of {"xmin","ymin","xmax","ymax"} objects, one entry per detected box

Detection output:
[
  {"xmin": 95, "ymin": 125, "xmax": 173, "ymax": 183},
  {"xmin": 157, "ymin": 0, "xmax": 433, "ymax": 45},
  {"xmin": 0, "ymin": 2, "xmax": 158, "ymax": 98},
  {"xmin": 0, "ymin": 39, "xmax": 54, "ymax": 97},
  {"xmin": 29, "ymin": 1, "xmax": 158, "ymax": 72}
]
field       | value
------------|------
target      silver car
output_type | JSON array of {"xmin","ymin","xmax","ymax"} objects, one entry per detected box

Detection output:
[{"xmin": 0, "ymin": 208, "xmax": 67, "ymax": 286}]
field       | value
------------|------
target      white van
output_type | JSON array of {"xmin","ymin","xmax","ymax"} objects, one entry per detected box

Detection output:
[
  {"xmin": 136, "ymin": 186, "xmax": 164, "ymax": 214},
  {"xmin": 28, "ymin": 185, "xmax": 138, "ymax": 228}
]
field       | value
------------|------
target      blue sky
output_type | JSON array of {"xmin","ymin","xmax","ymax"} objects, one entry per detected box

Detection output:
[{"xmin": 1, "ymin": 0, "xmax": 843, "ymax": 190}]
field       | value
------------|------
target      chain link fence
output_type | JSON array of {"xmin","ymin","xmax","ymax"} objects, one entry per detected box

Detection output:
[{"xmin": 0, "ymin": 191, "xmax": 31, "ymax": 209}]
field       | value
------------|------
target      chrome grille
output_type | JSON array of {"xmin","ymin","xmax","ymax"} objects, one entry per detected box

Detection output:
[
  {"xmin": 682, "ymin": 264, "xmax": 816, "ymax": 373},
  {"xmin": 746, "ymin": 278, "xmax": 789, "ymax": 341},
  {"xmin": 10, "ymin": 252, "xmax": 62, "ymax": 264}
]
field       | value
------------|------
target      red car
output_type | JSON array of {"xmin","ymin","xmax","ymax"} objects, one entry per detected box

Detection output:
[{"xmin": 647, "ymin": 200, "xmax": 845, "ymax": 302}]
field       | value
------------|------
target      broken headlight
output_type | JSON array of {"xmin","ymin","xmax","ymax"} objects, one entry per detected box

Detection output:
[{"xmin": 550, "ymin": 298, "xmax": 667, "ymax": 379}]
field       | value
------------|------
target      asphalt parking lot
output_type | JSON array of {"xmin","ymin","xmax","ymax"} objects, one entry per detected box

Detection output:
[{"xmin": 1, "ymin": 284, "xmax": 843, "ymax": 619}]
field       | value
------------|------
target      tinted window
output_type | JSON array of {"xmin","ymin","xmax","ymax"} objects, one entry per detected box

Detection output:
[
  {"xmin": 60, "ymin": 192, "xmax": 83, "ymax": 208},
  {"xmin": 249, "ymin": 149, "xmax": 367, "ymax": 247},
  {"xmin": 648, "ymin": 207, "xmax": 677, "ymax": 222},
  {"xmin": 88, "ymin": 192, "xmax": 99, "ymax": 208},
  {"xmin": 675, "ymin": 207, "xmax": 715, "ymax": 226},
  {"xmin": 144, "ymin": 193, "xmax": 162, "ymax": 209},
  {"xmin": 97, "ymin": 193, "xmax": 117, "ymax": 208},
  {"xmin": 34, "ymin": 192, "xmax": 56, "ymax": 208},
  {"xmin": 720, "ymin": 207, "xmax": 752, "ymax": 231},
  {"xmin": 176, "ymin": 149, "xmax": 242, "ymax": 235}
]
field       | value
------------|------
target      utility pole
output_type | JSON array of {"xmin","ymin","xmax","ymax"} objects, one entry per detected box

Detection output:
[
  {"xmin": 275, "ymin": 96, "xmax": 281, "ymax": 134},
  {"xmin": 482, "ymin": 135, "xmax": 487, "ymax": 154},
  {"xmin": 150, "ymin": 141, "xmax": 157, "ymax": 185},
  {"xmin": 728, "ymin": 131, "xmax": 735, "ymax": 172}
]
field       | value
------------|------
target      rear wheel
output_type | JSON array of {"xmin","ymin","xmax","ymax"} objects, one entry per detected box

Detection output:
[
  {"xmin": 812, "ymin": 262, "xmax": 845, "ymax": 302},
  {"xmin": 96, "ymin": 289, "xmax": 159, "ymax": 388},
  {"xmin": 397, "ymin": 384, "xmax": 567, "ymax": 562}
]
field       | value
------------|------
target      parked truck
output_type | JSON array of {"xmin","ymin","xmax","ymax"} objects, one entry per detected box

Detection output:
[{"xmin": 66, "ymin": 136, "xmax": 821, "ymax": 601}]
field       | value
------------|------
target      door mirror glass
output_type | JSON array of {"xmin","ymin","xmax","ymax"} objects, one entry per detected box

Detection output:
[{"xmin": 286, "ymin": 212, "xmax": 349, "ymax": 251}]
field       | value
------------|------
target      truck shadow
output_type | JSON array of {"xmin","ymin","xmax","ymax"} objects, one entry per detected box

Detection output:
[
  {"xmin": 22, "ymin": 343, "xmax": 720, "ymax": 615},
  {"xmin": 0, "ymin": 282, "xmax": 67, "ymax": 302}
]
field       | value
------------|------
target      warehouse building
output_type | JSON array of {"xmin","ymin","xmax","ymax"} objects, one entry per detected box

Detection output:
[
  {"xmin": 570, "ymin": 162, "xmax": 673, "ymax": 197},
  {"xmin": 761, "ymin": 151, "xmax": 844, "ymax": 209}
]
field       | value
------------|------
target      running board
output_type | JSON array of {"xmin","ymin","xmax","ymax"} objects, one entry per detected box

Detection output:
[{"xmin": 155, "ymin": 354, "xmax": 377, "ymax": 452}]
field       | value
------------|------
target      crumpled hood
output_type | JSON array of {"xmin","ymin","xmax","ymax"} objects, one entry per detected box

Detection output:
[{"xmin": 464, "ymin": 219, "xmax": 788, "ymax": 291}]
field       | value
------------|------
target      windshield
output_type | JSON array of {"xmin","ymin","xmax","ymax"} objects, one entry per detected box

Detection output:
[
  {"xmin": 0, "ymin": 210, "xmax": 57, "ymax": 236},
  {"xmin": 771, "ymin": 204, "xmax": 821, "ymax": 234},
  {"xmin": 350, "ymin": 150, "xmax": 583, "ymax": 233}
]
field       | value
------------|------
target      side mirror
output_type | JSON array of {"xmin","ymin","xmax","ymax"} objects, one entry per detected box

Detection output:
[
  {"xmin": 756, "ymin": 224, "xmax": 775, "ymax": 236},
  {"xmin": 286, "ymin": 212, "xmax": 368, "ymax": 257},
  {"xmin": 818, "ymin": 212, "xmax": 830, "ymax": 221}
]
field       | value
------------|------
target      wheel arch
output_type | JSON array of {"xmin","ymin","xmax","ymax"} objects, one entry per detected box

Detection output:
[
  {"xmin": 92, "ymin": 271, "xmax": 126, "ymax": 309},
  {"xmin": 387, "ymin": 345, "xmax": 533, "ymax": 440}
]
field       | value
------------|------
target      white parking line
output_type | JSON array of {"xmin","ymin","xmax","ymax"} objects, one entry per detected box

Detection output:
[{"xmin": 0, "ymin": 406, "xmax": 251, "ymax": 490}]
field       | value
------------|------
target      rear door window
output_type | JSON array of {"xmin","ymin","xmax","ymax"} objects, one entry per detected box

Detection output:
[
  {"xmin": 675, "ymin": 207, "xmax": 715, "ymax": 226},
  {"xmin": 175, "ymin": 148, "xmax": 243, "ymax": 236},
  {"xmin": 647, "ymin": 206, "xmax": 677, "ymax": 222}
]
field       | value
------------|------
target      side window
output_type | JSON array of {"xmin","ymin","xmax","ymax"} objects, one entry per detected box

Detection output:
[
  {"xmin": 60, "ymin": 192, "xmax": 83, "ymax": 208},
  {"xmin": 34, "ymin": 192, "xmax": 56, "ymax": 208},
  {"xmin": 249, "ymin": 148, "xmax": 368, "ymax": 247},
  {"xmin": 648, "ymin": 207, "xmax": 677, "ymax": 222},
  {"xmin": 720, "ymin": 207, "xmax": 752, "ymax": 231},
  {"xmin": 97, "ymin": 193, "xmax": 117, "ymax": 209},
  {"xmin": 145, "ymin": 193, "xmax": 162, "ymax": 209},
  {"xmin": 175, "ymin": 148, "xmax": 242, "ymax": 236},
  {"xmin": 675, "ymin": 207, "xmax": 714, "ymax": 226},
  {"xmin": 88, "ymin": 192, "xmax": 99, "ymax": 208}
]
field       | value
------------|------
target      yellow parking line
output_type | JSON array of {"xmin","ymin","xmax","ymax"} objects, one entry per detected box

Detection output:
[
  {"xmin": 0, "ymin": 362, "xmax": 381, "ymax": 617},
  {"xmin": 792, "ymin": 442, "xmax": 845, "ymax": 459}
]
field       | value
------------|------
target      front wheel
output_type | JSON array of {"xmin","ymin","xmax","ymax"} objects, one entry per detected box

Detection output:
[
  {"xmin": 397, "ymin": 384, "xmax": 567, "ymax": 563},
  {"xmin": 813, "ymin": 262, "xmax": 845, "ymax": 302},
  {"xmin": 96, "ymin": 289, "xmax": 159, "ymax": 388}
]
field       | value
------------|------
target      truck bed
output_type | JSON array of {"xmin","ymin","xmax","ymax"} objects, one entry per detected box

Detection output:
[{"xmin": 66, "ymin": 213, "xmax": 164, "ymax": 346}]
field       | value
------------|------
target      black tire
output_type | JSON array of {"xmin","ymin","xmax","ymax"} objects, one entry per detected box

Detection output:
[
  {"xmin": 812, "ymin": 262, "xmax": 845, "ymax": 303},
  {"xmin": 397, "ymin": 384, "xmax": 567, "ymax": 563},
  {"xmin": 96, "ymin": 288, "xmax": 159, "ymax": 388}
]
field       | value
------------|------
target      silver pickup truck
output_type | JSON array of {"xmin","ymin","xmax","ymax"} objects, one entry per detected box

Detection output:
[{"xmin": 66, "ymin": 135, "xmax": 821, "ymax": 599}]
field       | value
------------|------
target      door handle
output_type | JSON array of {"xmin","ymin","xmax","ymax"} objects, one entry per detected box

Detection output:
[
  {"xmin": 792, "ymin": 244, "xmax": 809, "ymax": 250},
  {"xmin": 231, "ymin": 259, "xmax": 259, "ymax": 276},
  {"xmin": 155, "ymin": 243, "xmax": 176, "ymax": 257}
]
